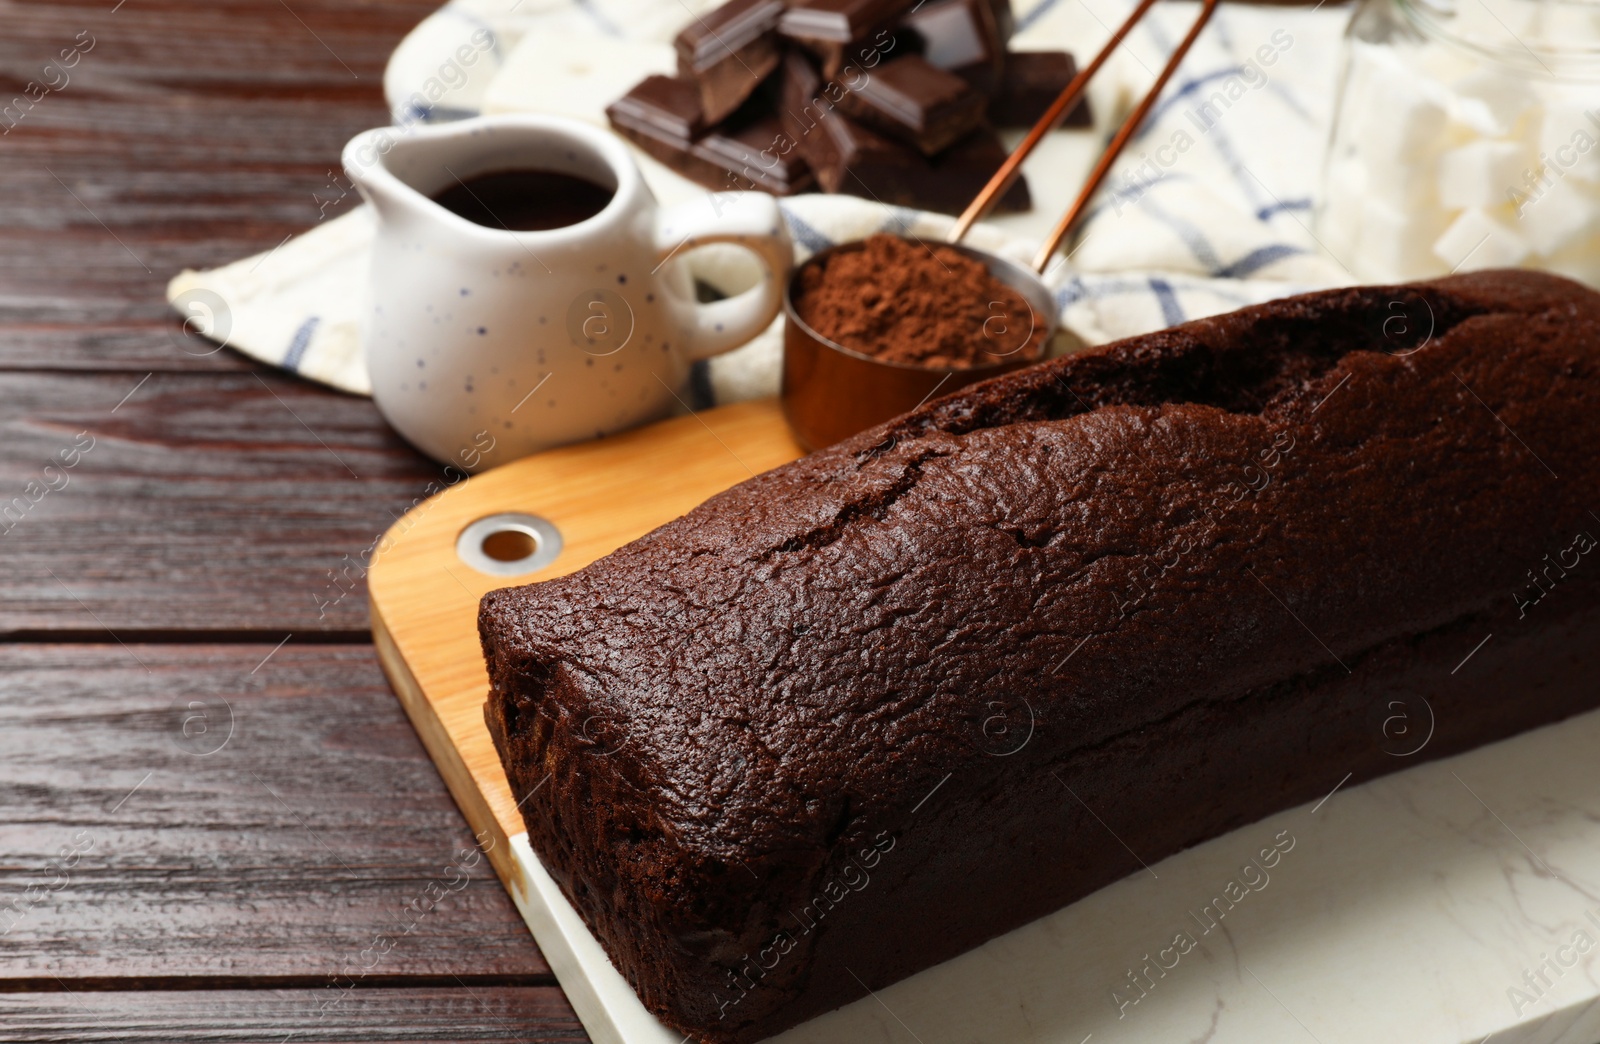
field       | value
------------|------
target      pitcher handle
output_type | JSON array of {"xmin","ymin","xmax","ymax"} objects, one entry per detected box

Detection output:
[{"xmin": 652, "ymin": 192, "xmax": 793, "ymax": 363}]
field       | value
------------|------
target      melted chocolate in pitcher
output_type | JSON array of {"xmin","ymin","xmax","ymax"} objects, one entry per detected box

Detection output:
[{"xmin": 431, "ymin": 169, "xmax": 613, "ymax": 231}]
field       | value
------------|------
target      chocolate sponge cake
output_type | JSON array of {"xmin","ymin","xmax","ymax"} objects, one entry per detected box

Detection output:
[{"xmin": 481, "ymin": 270, "xmax": 1600, "ymax": 1043}]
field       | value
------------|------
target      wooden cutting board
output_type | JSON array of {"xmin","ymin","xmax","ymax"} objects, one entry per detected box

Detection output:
[
  {"xmin": 369, "ymin": 398, "xmax": 805, "ymax": 1044},
  {"xmin": 368, "ymin": 398, "xmax": 804, "ymax": 885},
  {"xmin": 370, "ymin": 397, "xmax": 1600, "ymax": 1044}
]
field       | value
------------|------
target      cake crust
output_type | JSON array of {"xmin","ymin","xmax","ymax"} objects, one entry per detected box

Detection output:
[{"xmin": 482, "ymin": 270, "xmax": 1600, "ymax": 1043}]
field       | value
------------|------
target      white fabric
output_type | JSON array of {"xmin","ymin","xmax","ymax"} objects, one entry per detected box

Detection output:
[{"xmin": 166, "ymin": 0, "xmax": 1356, "ymax": 402}]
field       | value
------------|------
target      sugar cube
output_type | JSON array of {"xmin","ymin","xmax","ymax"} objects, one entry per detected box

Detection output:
[
  {"xmin": 1360, "ymin": 198, "xmax": 1451, "ymax": 281},
  {"xmin": 1450, "ymin": 69, "xmax": 1539, "ymax": 137},
  {"xmin": 1319, "ymin": 159, "xmax": 1368, "ymax": 266},
  {"xmin": 1517, "ymin": 176, "xmax": 1600, "ymax": 257},
  {"xmin": 1437, "ymin": 140, "xmax": 1530, "ymax": 208},
  {"xmin": 1348, "ymin": 44, "xmax": 1448, "ymax": 163},
  {"xmin": 1540, "ymin": 99, "xmax": 1600, "ymax": 183}
]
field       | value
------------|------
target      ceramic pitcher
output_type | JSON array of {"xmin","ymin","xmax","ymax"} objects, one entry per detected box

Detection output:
[{"xmin": 343, "ymin": 114, "xmax": 792, "ymax": 470}]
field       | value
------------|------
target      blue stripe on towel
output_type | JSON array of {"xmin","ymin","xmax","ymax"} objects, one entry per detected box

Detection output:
[
  {"xmin": 1148, "ymin": 276, "xmax": 1186, "ymax": 327},
  {"xmin": 1080, "ymin": 171, "xmax": 1192, "ymax": 226},
  {"xmin": 1255, "ymin": 197, "xmax": 1313, "ymax": 221},
  {"xmin": 1264, "ymin": 78, "xmax": 1314, "ymax": 126},
  {"xmin": 1053, "ymin": 274, "xmax": 1165, "ymax": 311},
  {"xmin": 1140, "ymin": 195, "xmax": 1222, "ymax": 272},
  {"xmin": 780, "ymin": 207, "xmax": 834, "ymax": 256},
  {"xmin": 1215, "ymin": 243, "xmax": 1305, "ymax": 279},
  {"xmin": 283, "ymin": 316, "xmax": 320, "ymax": 371},
  {"xmin": 1053, "ymin": 274, "xmax": 1089, "ymax": 310},
  {"xmin": 1203, "ymin": 125, "xmax": 1273, "ymax": 215},
  {"xmin": 879, "ymin": 207, "xmax": 918, "ymax": 238},
  {"xmin": 1051, "ymin": 274, "xmax": 1195, "ymax": 316},
  {"xmin": 401, "ymin": 104, "xmax": 480, "ymax": 125},
  {"xmin": 1053, "ymin": 273, "xmax": 1285, "ymax": 327},
  {"xmin": 1139, "ymin": 68, "xmax": 1249, "ymax": 138}
]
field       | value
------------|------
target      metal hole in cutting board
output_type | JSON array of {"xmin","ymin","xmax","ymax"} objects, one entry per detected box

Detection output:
[{"xmin": 457, "ymin": 513, "xmax": 563, "ymax": 577}]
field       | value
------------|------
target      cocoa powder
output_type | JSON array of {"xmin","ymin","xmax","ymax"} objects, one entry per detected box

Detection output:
[{"xmin": 792, "ymin": 233, "xmax": 1046, "ymax": 368}]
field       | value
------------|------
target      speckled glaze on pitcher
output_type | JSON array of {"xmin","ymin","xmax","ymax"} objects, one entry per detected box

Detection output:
[{"xmin": 343, "ymin": 114, "xmax": 792, "ymax": 471}]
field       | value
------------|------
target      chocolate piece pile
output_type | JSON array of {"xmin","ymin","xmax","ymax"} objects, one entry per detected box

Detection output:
[
  {"xmin": 606, "ymin": 0, "xmax": 1092, "ymax": 215},
  {"xmin": 793, "ymin": 232, "xmax": 1047, "ymax": 367}
]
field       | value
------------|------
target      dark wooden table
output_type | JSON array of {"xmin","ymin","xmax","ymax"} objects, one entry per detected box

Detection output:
[{"xmin": 0, "ymin": 0, "xmax": 585, "ymax": 1038}]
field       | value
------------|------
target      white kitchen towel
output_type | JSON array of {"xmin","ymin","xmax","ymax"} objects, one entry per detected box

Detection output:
[{"xmin": 166, "ymin": 0, "xmax": 1354, "ymax": 402}]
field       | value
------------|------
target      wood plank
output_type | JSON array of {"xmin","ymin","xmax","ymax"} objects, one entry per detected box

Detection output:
[
  {"xmin": 0, "ymin": 644, "xmax": 550, "ymax": 982},
  {"xmin": 0, "ymin": 987, "xmax": 585, "ymax": 1043},
  {"xmin": 367, "ymin": 399, "xmax": 803, "ymax": 894},
  {"xmin": 0, "ymin": 0, "xmax": 437, "ymax": 370},
  {"xmin": 0, "ymin": 370, "xmax": 438, "ymax": 634}
]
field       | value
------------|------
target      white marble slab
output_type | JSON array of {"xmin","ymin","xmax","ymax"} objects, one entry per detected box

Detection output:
[{"xmin": 503, "ymin": 707, "xmax": 1600, "ymax": 1044}]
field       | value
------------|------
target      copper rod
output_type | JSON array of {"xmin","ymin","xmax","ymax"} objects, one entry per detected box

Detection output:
[
  {"xmin": 945, "ymin": 0, "xmax": 1161, "ymax": 245},
  {"xmin": 1030, "ymin": 0, "xmax": 1220, "ymax": 273}
]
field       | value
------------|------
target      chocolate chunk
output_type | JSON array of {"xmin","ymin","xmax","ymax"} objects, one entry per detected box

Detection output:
[
  {"xmin": 780, "ymin": 0, "xmax": 914, "ymax": 44},
  {"xmin": 781, "ymin": 0, "xmax": 914, "ymax": 76},
  {"xmin": 799, "ymin": 105, "xmax": 1028, "ymax": 215},
  {"xmin": 989, "ymin": 50, "xmax": 1092, "ymax": 128},
  {"xmin": 675, "ymin": 0, "xmax": 785, "ymax": 124},
  {"xmin": 609, "ymin": 0, "xmax": 1043, "ymax": 212},
  {"xmin": 799, "ymin": 28, "xmax": 908, "ymax": 80},
  {"xmin": 779, "ymin": 49, "xmax": 881, "ymax": 192},
  {"xmin": 833, "ymin": 54, "xmax": 986, "ymax": 155},
  {"xmin": 901, "ymin": 0, "xmax": 1005, "ymax": 94},
  {"xmin": 804, "ymin": 111, "xmax": 905, "ymax": 196},
  {"xmin": 929, "ymin": 128, "xmax": 1031, "ymax": 212},
  {"xmin": 847, "ymin": 26, "xmax": 921, "ymax": 79},
  {"xmin": 781, "ymin": 49, "xmax": 1026, "ymax": 214},
  {"xmin": 777, "ymin": 47, "xmax": 842, "ymax": 159},
  {"xmin": 608, "ymin": 74, "xmax": 812, "ymax": 194},
  {"xmin": 777, "ymin": 48, "xmax": 826, "ymax": 132},
  {"xmin": 692, "ymin": 109, "xmax": 815, "ymax": 195},
  {"xmin": 605, "ymin": 74, "xmax": 706, "ymax": 146}
]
